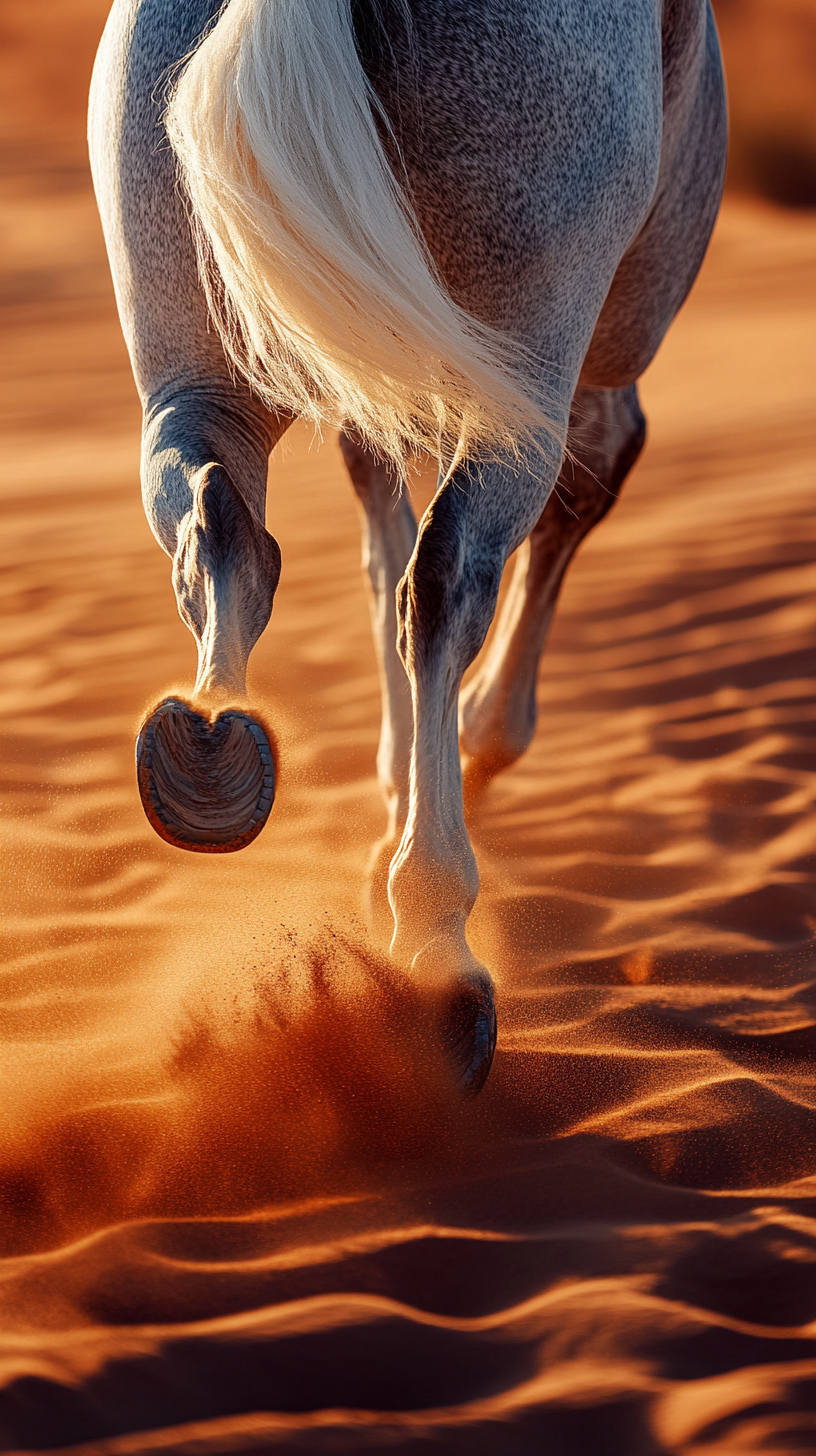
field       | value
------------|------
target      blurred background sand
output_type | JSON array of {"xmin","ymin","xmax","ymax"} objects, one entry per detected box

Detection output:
[{"xmin": 0, "ymin": 3, "xmax": 815, "ymax": 1452}]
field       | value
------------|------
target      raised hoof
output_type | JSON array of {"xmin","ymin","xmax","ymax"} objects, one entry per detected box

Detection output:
[
  {"xmin": 136, "ymin": 697, "xmax": 275, "ymax": 853},
  {"xmin": 441, "ymin": 974, "xmax": 497, "ymax": 1097}
]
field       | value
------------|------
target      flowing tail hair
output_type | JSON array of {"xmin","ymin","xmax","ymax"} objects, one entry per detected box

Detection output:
[{"xmin": 166, "ymin": 0, "xmax": 555, "ymax": 478}]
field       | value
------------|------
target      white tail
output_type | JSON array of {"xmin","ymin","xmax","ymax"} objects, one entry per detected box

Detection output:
[{"xmin": 166, "ymin": 0, "xmax": 554, "ymax": 476}]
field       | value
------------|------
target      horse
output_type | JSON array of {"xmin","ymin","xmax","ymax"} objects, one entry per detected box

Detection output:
[{"xmin": 88, "ymin": 0, "xmax": 726, "ymax": 1094}]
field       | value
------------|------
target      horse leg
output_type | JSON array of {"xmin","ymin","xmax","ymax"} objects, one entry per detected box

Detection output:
[
  {"xmin": 338, "ymin": 431, "xmax": 417, "ymax": 941},
  {"xmin": 387, "ymin": 445, "xmax": 564, "ymax": 1091},
  {"xmin": 459, "ymin": 383, "xmax": 646, "ymax": 800},
  {"xmin": 90, "ymin": 0, "xmax": 289, "ymax": 852},
  {"xmin": 136, "ymin": 402, "xmax": 290, "ymax": 854}
]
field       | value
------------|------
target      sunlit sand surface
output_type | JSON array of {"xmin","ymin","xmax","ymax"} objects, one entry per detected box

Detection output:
[{"xmin": 1, "ymin": 4, "xmax": 815, "ymax": 1450}]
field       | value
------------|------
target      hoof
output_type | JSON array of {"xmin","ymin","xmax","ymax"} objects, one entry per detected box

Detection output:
[
  {"xmin": 441, "ymin": 973, "xmax": 497, "ymax": 1097},
  {"xmin": 136, "ymin": 697, "xmax": 275, "ymax": 853}
]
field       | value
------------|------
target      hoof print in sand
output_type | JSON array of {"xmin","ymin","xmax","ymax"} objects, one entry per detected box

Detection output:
[
  {"xmin": 442, "ymin": 975, "xmax": 497, "ymax": 1097},
  {"xmin": 136, "ymin": 697, "xmax": 275, "ymax": 853}
]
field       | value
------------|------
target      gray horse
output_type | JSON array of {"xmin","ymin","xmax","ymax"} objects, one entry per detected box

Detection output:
[{"xmin": 89, "ymin": 0, "xmax": 726, "ymax": 1093}]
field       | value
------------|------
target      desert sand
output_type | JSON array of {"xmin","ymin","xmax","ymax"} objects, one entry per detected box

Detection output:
[{"xmin": 1, "ymin": 2, "xmax": 815, "ymax": 1452}]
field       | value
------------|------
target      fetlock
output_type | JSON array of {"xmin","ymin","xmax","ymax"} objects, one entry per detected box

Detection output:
[{"xmin": 172, "ymin": 464, "xmax": 281, "ymax": 699}]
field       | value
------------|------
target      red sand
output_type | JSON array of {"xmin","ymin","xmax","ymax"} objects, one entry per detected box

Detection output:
[{"xmin": 1, "ymin": 4, "xmax": 815, "ymax": 1451}]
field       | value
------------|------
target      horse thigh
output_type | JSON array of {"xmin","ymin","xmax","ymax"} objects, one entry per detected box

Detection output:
[{"xmin": 581, "ymin": 0, "xmax": 727, "ymax": 387}]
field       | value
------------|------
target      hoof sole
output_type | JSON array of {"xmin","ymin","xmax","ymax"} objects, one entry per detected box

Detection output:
[
  {"xmin": 136, "ymin": 697, "xmax": 275, "ymax": 853},
  {"xmin": 442, "ymin": 974, "xmax": 497, "ymax": 1097}
]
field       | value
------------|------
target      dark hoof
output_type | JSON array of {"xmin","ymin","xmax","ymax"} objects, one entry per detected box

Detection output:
[
  {"xmin": 136, "ymin": 697, "xmax": 275, "ymax": 853},
  {"xmin": 441, "ymin": 974, "xmax": 497, "ymax": 1097}
]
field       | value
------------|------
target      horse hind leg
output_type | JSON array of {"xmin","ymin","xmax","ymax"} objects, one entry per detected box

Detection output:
[
  {"xmin": 386, "ymin": 442, "xmax": 568, "ymax": 1094},
  {"xmin": 338, "ymin": 430, "xmax": 417, "ymax": 943},
  {"xmin": 137, "ymin": 458, "xmax": 282, "ymax": 854},
  {"xmin": 459, "ymin": 383, "xmax": 646, "ymax": 802}
]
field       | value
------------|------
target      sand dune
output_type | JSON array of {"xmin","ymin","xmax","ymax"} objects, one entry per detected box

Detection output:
[{"xmin": 1, "ymin": 2, "xmax": 815, "ymax": 1451}]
